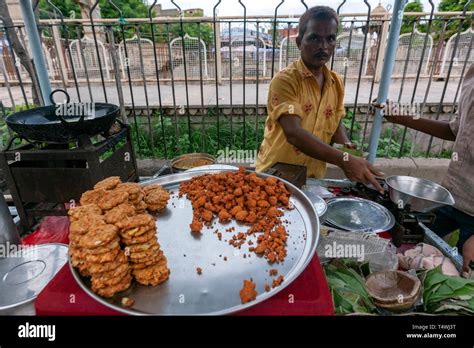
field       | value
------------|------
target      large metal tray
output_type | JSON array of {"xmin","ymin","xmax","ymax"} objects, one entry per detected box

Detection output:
[{"xmin": 70, "ymin": 170, "xmax": 320, "ymax": 315}]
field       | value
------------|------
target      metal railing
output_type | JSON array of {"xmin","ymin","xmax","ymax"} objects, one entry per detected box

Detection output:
[{"xmin": 0, "ymin": 0, "xmax": 472, "ymax": 160}]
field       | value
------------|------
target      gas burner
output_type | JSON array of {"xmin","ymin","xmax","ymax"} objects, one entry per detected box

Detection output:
[
  {"xmin": 0, "ymin": 123, "xmax": 138, "ymax": 232},
  {"xmin": 336, "ymin": 181, "xmax": 436, "ymax": 246}
]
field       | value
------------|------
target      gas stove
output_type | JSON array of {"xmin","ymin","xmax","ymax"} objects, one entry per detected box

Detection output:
[
  {"xmin": 320, "ymin": 179, "xmax": 436, "ymax": 247},
  {"xmin": 0, "ymin": 123, "xmax": 138, "ymax": 233},
  {"xmin": 306, "ymin": 177, "xmax": 464, "ymax": 271}
]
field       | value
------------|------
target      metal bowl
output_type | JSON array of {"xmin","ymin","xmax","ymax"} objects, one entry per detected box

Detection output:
[
  {"xmin": 385, "ymin": 176, "xmax": 455, "ymax": 213},
  {"xmin": 186, "ymin": 164, "xmax": 238, "ymax": 173},
  {"xmin": 170, "ymin": 153, "xmax": 216, "ymax": 172}
]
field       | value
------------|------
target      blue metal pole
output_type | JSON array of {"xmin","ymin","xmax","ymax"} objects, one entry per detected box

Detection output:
[
  {"xmin": 19, "ymin": 0, "xmax": 52, "ymax": 106},
  {"xmin": 367, "ymin": 0, "xmax": 406, "ymax": 163}
]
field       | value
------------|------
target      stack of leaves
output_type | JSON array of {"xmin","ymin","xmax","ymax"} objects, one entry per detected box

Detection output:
[
  {"xmin": 323, "ymin": 260, "xmax": 376, "ymax": 314},
  {"xmin": 422, "ymin": 266, "xmax": 474, "ymax": 315}
]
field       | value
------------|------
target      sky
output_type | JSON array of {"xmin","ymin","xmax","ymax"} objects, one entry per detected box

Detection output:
[{"xmin": 149, "ymin": 0, "xmax": 442, "ymax": 17}]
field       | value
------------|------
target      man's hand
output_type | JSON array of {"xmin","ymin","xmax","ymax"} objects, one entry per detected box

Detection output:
[
  {"xmin": 279, "ymin": 114, "xmax": 384, "ymax": 191},
  {"xmin": 340, "ymin": 154, "xmax": 385, "ymax": 192},
  {"xmin": 462, "ymin": 235, "xmax": 474, "ymax": 278},
  {"xmin": 344, "ymin": 142, "xmax": 357, "ymax": 150}
]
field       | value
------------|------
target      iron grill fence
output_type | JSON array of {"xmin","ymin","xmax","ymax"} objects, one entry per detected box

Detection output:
[{"xmin": 0, "ymin": 0, "xmax": 472, "ymax": 160}]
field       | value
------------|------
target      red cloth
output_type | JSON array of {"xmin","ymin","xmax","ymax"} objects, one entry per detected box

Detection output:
[
  {"xmin": 28, "ymin": 217, "xmax": 333, "ymax": 316},
  {"xmin": 237, "ymin": 255, "xmax": 334, "ymax": 316},
  {"xmin": 21, "ymin": 216, "xmax": 70, "ymax": 246},
  {"xmin": 35, "ymin": 264, "xmax": 123, "ymax": 316}
]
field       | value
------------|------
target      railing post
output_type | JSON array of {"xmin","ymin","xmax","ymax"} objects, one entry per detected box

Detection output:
[
  {"xmin": 374, "ymin": 11, "xmax": 390, "ymax": 83},
  {"xmin": 368, "ymin": 0, "xmax": 406, "ymax": 163},
  {"xmin": 106, "ymin": 26, "xmax": 127, "ymax": 125},
  {"xmin": 215, "ymin": 21, "xmax": 222, "ymax": 84},
  {"xmin": 19, "ymin": 0, "xmax": 52, "ymax": 105},
  {"xmin": 51, "ymin": 24, "xmax": 69, "ymax": 86}
]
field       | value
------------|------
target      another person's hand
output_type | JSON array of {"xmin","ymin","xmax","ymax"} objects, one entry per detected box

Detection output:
[
  {"xmin": 371, "ymin": 98, "xmax": 392, "ymax": 115},
  {"xmin": 340, "ymin": 154, "xmax": 385, "ymax": 193},
  {"xmin": 462, "ymin": 235, "xmax": 474, "ymax": 278}
]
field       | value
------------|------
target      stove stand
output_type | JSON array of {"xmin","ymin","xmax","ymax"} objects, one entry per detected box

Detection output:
[
  {"xmin": 0, "ymin": 123, "xmax": 138, "ymax": 232},
  {"xmin": 351, "ymin": 182, "xmax": 436, "ymax": 246}
]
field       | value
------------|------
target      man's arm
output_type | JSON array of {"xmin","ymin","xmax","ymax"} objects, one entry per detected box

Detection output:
[
  {"xmin": 384, "ymin": 115, "xmax": 456, "ymax": 141},
  {"xmin": 279, "ymin": 114, "xmax": 384, "ymax": 191},
  {"xmin": 331, "ymin": 121, "xmax": 357, "ymax": 149}
]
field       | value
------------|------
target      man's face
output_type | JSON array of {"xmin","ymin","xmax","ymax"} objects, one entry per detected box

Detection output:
[{"xmin": 296, "ymin": 18, "xmax": 338, "ymax": 70}]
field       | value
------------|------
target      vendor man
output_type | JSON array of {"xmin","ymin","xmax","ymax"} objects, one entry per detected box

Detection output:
[
  {"xmin": 376, "ymin": 63, "xmax": 474, "ymax": 276},
  {"xmin": 256, "ymin": 6, "xmax": 384, "ymax": 192}
]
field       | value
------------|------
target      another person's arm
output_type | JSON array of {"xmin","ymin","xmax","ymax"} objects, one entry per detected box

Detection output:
[
  {"xmin": 372, "ymin": 100, "xmax": 457, "ymax": 141},
  {"xmin": 279, "ymin": 114, "xmax": 384, "ymax": 191},
  {"xmin": 384, "ymin": 115, "xmax": 456, "ymax": 141}
]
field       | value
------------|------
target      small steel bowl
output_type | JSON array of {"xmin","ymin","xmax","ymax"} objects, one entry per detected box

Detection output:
[{"xmin": 170, "ymin": 153, "xmax": 216, "ymax": 173}]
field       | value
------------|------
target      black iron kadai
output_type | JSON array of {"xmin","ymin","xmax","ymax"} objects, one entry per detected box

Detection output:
[{"xmin": 6, "ymin": 89, "xmax": 119, "ymax": 143}]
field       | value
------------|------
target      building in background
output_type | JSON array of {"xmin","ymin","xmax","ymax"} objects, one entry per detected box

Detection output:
[
  {"xmin": 153, "ymin": 4, "xmax": 204, "ymax": 18},
  {"xmin": 153, "ymin": 4, "xmax": 179, "ymax": 17}
]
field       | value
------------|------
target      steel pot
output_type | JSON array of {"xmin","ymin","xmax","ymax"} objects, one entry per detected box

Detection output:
[{"xmin": 385, "ymin": 175, "xmax": 455, "ymax": 213}]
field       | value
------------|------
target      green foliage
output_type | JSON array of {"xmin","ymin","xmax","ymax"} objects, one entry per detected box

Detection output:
[
  {"xmin": 435, "ymin": 0, "xmax": 473, "ymax": 40},
  {"xmin": 421, "ymin": 266, "xmax": 474, "ymax": 315},
  {"xmin": 153, "ymin": 12, "xmax": 213, "ymax": 45},
  {"xmin": 447, "ymin": 229, "xmax": 460, "ymax": 247},
  {"xmin": 39, "ymin": 0, "xmax": 151, "ymax": 20},
  {"xmin": 324, "ymin": 259, "xmax": 377, "ymax": 314},
  {"xmin": 130, "ymin": 109, "xmax": 453, "ymax": 160},
  {"xmin": 438, "ymin": 0, "xmax": 474, "ymax": 12},
  {"xmin": 0, "ymin": 103, "xmax": 34, "ymax": 150},
  {"xmin": 401, "ymin": 0, "xmax": 426, "ymax": 35},
  {"xmin": 99, "ymin": 0, "xmax": 150, "ymax": 20},
  {"xmin": 343, "ymin": 110, "xmax": 454, "ymax": 159},
  {"xmin": 375, "ymin": 126, "xmax": 410, "ymax": 158},
  {"xmin": 342, "ymin": 110, "xmax": 363, "ymax": 149},
  {"xmin": 130, "ymin": 112, "xmax": 264, "ymax": 159},
  {"xmin": 39, "ymin": 1, "xmax": 213, "ymax": 45},
  {"xmin": 1, "ymin": 104, "xmax": 452, "ymax": 160},
  {"xmin": 39, "ymin": 0, "xmax": 81, "ymax": 20},
  {"xmin": 39, "ymin": 0, "xmax": 153, "ymax": 41}
]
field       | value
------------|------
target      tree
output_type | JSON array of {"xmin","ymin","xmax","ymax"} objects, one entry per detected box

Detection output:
[
  {"xmin": 152, "ymin": 11, "xmax": 213, "ymax": 45},
  {"xmin": 401, "ymin": 0, "xmax": 426, "ymax": 34},
  {"xmin": 438, "ymin": 0, "xmax": 474, "ymax": 12},
  {"xmin": 436, "ymin": 0, "xmax": 473, "ymax": 40},
  {"xmin": 39, "ymin": 0, "xmax": 150, "ymax": 20},
  {"xmin": 170, "ymin": 12, "xmax": 213, "ymax": 45},
  {"xmin": 39, "ymin": 1, "xmax": 213, "ymax": 44},
  {"xmin": 0, "ymin": 0, "xmax": 42, "ymax": 105},
  {"xmin": 40, "ymin": 0, "xmax": 155, "ymax": 42},
  {"xmin": 39, "ymin": 0, "xmax": 81, "ymax": 20}
]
